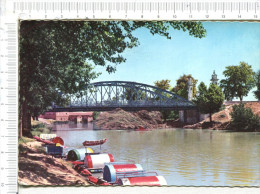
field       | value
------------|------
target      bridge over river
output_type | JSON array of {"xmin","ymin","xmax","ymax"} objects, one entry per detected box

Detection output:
[{"xmin": 51, "ymin": 81, "xmax": 197, "ymax": 112}]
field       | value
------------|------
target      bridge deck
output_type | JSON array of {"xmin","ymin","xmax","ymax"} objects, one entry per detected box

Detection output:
[{"xmin": 51, "ymin": 106, "xmax": 198, "ymax": 112}]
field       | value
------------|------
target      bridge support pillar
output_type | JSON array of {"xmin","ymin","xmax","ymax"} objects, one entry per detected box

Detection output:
[
  {"xmin": 179, "ymin": 110, "xmax": 199, "ymax": 124},
  {"xmin": 76, "ymin": 116, "xmax": 82, "ymax": 123},
  {"xmin": 87, "ymin": 116, "xmax": 93, "ymax": 122},
  {"xmin": 197, "ymin": 109, "xmax": 200, "ymax": 123},
  {"xmin": 184, "ymin": 110, "xmax": 187, "ymax": 124}
]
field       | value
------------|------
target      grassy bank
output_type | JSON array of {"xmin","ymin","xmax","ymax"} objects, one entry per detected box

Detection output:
[{"xmin": 31, "ymin": 120, "xmax": 52, "ymax": 136}]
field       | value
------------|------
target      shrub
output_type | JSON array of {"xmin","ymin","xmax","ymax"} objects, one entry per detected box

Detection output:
[
  {"xmin": 18, "ymin": 137, "xmax": 34, "ymax": 144},
  {"xmin": 31, "ymin": 122, "xmax": 45, "ymax": 128},
  {"xmin": 18, "ymin": 137, "xmax": 34, "ymax": 153},
  {"xmin": 219, "ymin": 104, "xmax": 226, "ymax": 111},
  {"xmin": 160, "ymin": 110, "xmax": 179, "ymax": 122},
  {"xmin": 31, "ymin": 122, "xmax": 51, "ymax": 136},
  {"xmin": 230, "ymin": 104, "xmax": 260, "ymax": 131},
  {"xmin": 93, "ymin": 111, "xmax": 100, "ymax": 120}
]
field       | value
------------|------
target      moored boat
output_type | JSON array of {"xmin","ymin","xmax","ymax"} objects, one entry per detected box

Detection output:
[
  {"xmin": 135, "ymin": 126, "xmax": 151, "ymax": 131},
  {"xmin": 82, "ymin": 138, "xmax": 107, "ymax": 146},
  {"xmin": 34, "ymin": 135, "xmax": 167, "ymax": 186},
  {"xmin": 33, "ymin": 136, "xmax": 55, "ymax": 145}
]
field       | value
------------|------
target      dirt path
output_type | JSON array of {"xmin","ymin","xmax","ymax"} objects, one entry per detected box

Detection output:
[{"xmin": 18, "ymin": 140, "xmax": 89, "ymax": 186}]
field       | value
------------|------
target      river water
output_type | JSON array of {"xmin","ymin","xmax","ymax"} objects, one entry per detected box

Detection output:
[{"xmin": 52, "ymin": 122, "xmax": 260, "ymax": 186}]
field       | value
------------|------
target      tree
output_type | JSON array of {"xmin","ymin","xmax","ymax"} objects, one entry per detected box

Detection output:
[
  {"xmin": 154, "ymin": 79, "xmax": 171, "ymax": 122},
  {"xmin": 154, "ymin": 79, "xmax": 172, "ymax": 101},
  {"xmin": 124, "ymin": 88, "xmax": 146, "ymax": 101},
  {"xmin": 20, "ymin": 21, "xmax": 206, "ymax": 137},
  {"xmin": 172, "ymin": 74, "xmax": 198, "ymax": 99},
  {"xmin": 253, "ymin": 70, "xmax": 260, "ymax": 101},
  {"xmin": 154, "ymin": 79, "xmax": 171, "ymax": 90},
  {"xmin": 220, "ymin": 62, "xmax": 255, "ymax": 101},
  {"xmin": 93, "ymin": 112, "xmax": 100, "ymax": 120},
  {"xmin": 194, "ymin": 82, "xmax": 224, "ymax": 122},
  {"xmin": 230, "ymin": 104, "xmax": 260, "ymax": 131},
  {"xmin": 154, "ymin": 80, "xmax": 178, "ymax": 122}
]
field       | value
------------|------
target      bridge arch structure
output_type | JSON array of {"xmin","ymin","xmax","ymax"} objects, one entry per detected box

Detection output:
[{"xmin": 52, "ymin": 81, "xmax": 197, "ymax": 111}]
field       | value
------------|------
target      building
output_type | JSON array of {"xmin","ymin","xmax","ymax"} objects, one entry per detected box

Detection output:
[{"xmin": 39, "ymin": 112, "xmax": 93, "ymax": 122}]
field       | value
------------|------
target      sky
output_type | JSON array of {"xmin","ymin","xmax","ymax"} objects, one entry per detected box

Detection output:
[{"xmin": 93, "ymin": 22, "xmax": 260, "ymax": 101}]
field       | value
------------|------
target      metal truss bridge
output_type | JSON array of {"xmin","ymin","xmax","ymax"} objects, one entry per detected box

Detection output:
[{"xmin": 52, "ymin": 81, "xmax": 197, "ymax": 112}]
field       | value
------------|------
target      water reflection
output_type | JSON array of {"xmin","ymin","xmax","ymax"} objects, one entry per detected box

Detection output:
[
  {"xmin": 52, "ymin": 123, "xmax": 260, "ymax": 186},
  {"xmin": 52, "ymin": 122, "xmax": 94, "ymax": 131}
]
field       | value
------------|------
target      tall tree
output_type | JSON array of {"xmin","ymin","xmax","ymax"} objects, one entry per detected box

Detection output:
[
  {"xmin": 20, "ymin": 21, "xmax": 206, "ymax": 137},
  {"xmin": 124, "ymin": 88, "xmax": 146, "ymax": 101},
  {"xmin": 220, "ymin": 62, "xmax": 255, "ymax": 101},
  {"xmin": 154, "ymin": 79, "xmax": 171, "ymax": 90},
  {"xmin": 172, "ymin": 74, "xmax": 198, "ymax": 99},
  {"xmin": 254, "ymin": 70, "xmax": 260, "ymax": 101},
  {"xmin": 194, "ymin": 82, "xmax": 224, "ymax": 122},
  {"xmin": 154, "ymin": 80, "xmax": 178, "ymax": 122}
]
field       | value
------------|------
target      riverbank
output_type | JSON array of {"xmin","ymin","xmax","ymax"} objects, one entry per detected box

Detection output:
[
  {"xmin": 18, "ymin": 137, "xmax": 89, "ymax": 186},
  {"xmin": 94, "ymin": 107, "xmax": 231, "ymax": 130},
  {"xmin": 95, "ymin": 102, "xmax": 260, "ymax": 130},
  {"xmin": 19, "ymin": 126, "xmax": 260, "ymax": 186},
  {"xmin": 35, "ymin": 102, "xmax": 260, "ymax": 131},
  {"xmin": 184, "ymin": 102, "xmax": 260, "ymax": 130}
]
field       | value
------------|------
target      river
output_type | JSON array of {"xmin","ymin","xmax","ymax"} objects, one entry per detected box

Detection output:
[{"xmin": 52, "ymin": 122, "xmax": 260, "ymax": 186}]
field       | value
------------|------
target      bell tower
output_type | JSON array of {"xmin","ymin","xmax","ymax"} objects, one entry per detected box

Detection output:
[
  {"xmin": 211, "ymin": 70, "xmax": 219, "ymax": 84},
  {"xmin": 187, "ymin": 77, "xmax": 193, "ymax": 101}
]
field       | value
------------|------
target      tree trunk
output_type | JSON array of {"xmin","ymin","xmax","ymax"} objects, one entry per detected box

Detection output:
[
  {"xmin": 21, "ymin": 100, "xmax": 33, "ymax": 137},
  {"xmin": 239, "ymin": 96, "xmax": 243, "ymax": 102},
  {"xmin": 19, "ymin": 117, "xmax": 23, "ymax": 138},
  {"xmin": 19, "ymin": 101, "xmax": 23, "ymax": 137},
  {"xmin": 209, "ymin": 112, "xmax": 212, "ymax": 123}
]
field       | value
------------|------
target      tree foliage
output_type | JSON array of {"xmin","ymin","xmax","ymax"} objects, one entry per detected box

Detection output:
[
  {"xmin": 230, "ymin": 104, "xmax": 260, "ymax": 131},
  {"xmin": 20, "ymin": 21, "xmax": 206, "ymax": 136},
  {"xmin": 172, "ymin": 74, "xmax": 198, "ymax": 99},
  {"xmin": 253, "ymin": 70, "xmax": 260, "ymax": 101},
  {"xmin": 93, "ymin": 111, "xmax": 100, "ymax": 120},
  {"xmin": 194, "ymin": 82, "xmax": 224, "ymax": 122},
  {"xmin": 154, "ymin": 79, "xmax": 178, "ymax": 122},
  {"xmin": 220, "ymin": 62, "xmax": 255, "ymax": 101},
  {"xmin": 154, "ymin": 79, "xmax": 171, "ymax": 90},
  {"xmin": 124, "ymin": 88, "xmax": 146, "ymax": 101}
]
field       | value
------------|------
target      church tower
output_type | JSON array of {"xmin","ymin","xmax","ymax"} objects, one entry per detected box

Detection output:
[
  {"xmin": 187, "ymin": 77, "xmax": 193, "ymax": 101},
  {"xmin": 211, "ymin": 70, "xmax": 219, "ymax": 84}
]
